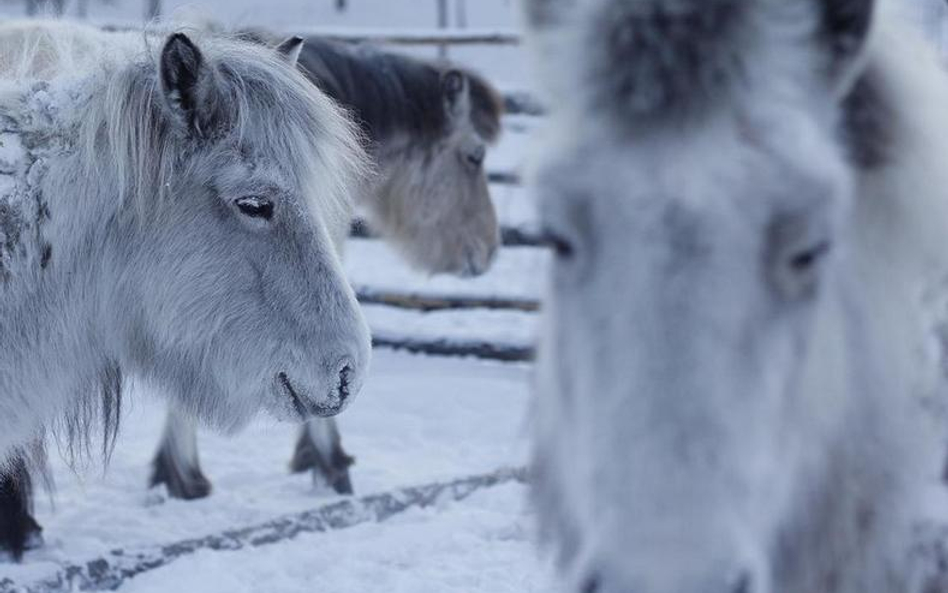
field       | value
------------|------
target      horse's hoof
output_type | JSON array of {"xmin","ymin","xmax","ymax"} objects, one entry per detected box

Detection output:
[
  {"xmin": 165, "ymin": 473, "xmax": 212, "ymax": 501},
  {"xmin": 156, "ymin": 468, "xmax": 212, "ymax": 501},
  {"xmin": 311, "ymin": 467, "xmax": 355, "ymax": 496},
  {"xmin": 326, "ymin": 470, "xmax": 354, "ymax": 496},
  {"xmin": 149, "ymin": 448, "xmax": 213, "ymax": 501},
  {"xmin": 0, "ymin": 514, "xmax": 43, "ymax": 562}
]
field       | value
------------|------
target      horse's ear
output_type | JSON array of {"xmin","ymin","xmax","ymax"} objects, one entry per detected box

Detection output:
[
  {"xmin": 441, "ymin": 69, "xmax": 470, "ymax": 122},
  {"xmin": 816, "ymin": 0, "xmax": 875, "ymax": 95},
  {"xmin": 275, "ymin": 36, "xmax": 304, "ymax": 66},
  {"xmin": 159, "ymin": 33, "xmax": 223, "ymax": 137}
]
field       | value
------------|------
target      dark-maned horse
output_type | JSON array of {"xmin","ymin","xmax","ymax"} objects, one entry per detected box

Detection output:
[{"xmin": 147, "ymin": 33, "xmax": 505, "ymax": 502}]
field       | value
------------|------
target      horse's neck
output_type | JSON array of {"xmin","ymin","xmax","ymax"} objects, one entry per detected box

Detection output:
[
  {"xmin": 0, "ymin": 85, "xmax": 116, "ymax": 457},
  {"xmin": 357, "ymin": 134, "xmax": 418, "ymax": 208}
]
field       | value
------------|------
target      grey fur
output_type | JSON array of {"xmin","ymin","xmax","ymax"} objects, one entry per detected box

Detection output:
[
  {"xmin": 525, "ymin": 0, "xmax": 876, "ymax": 130},
  {"xmin": 585, "ymin": 0, "xmax": 753, "ymax": 123},
  {"xmin": 841, "ymin": 64, "xmax": 894, "ymax": 168},
  {"xmin": 0, "ymin": 27, "xmax": 372, "ymax": 461}
]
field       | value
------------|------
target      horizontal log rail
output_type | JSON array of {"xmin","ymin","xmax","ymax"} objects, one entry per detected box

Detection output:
[
  {"xmin": 487, "ymin": 170, "xmax": 522, "ymax": 185},
  {"xmin": 356, "ymin": 289, "xmax": 540, "ymax": 313},
  {"xmin": 292, "ymin": 27, "xmax": 522, "ymax": 46},
  {"xmin": 503, "ymin": 91, "xmax": 546, "ymax": 117},
  {"xmin": 350, "ymin": 221, "xmax": 545, "ymax": 248},
  {"xmin": 372, "ymin": 335, "xmax": 534, "ymax": 363}
]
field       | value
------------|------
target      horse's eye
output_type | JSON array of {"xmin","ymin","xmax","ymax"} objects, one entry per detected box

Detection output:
[
  {"xmin": 771, "ymin": 239, "xmax": 831, "ymax": 300},
  {"xmin": 235, "ymin": 195, "xmax": 274, "ymax": 220},
  {"xmin": 466, "ymin": 146, "xmax": 486, "ymax": 168},
  {"xmin": 789, "ymin": 240, "xmax": 831, "ymax": 272}
]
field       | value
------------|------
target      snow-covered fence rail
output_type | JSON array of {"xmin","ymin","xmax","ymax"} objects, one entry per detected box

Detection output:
[
  {"xmin": 100, "ymin": 23, "xmax": 521, "ymax": 47},
  {"xmin": 503, "ymin": 92, "xmax": 545, "ymax": 117},
  {"xmin": 373, "ymin": 335, "xmax": 534, "ymax": 362},
  {"xmin": 356, "ymin": 288, "xmax": 540, "ymax": 313},
  {"xmin": 288, "ymin": 27, "xmax": 521, "ymax": 47},
  {"xmin": 0, "ymin": 467, "xmax": 528, "ymax": 593},
  {"xmin": 487, "ymin": 170, "xmax": 522, "ymax": 185},
  {"xmin": 351, "ymin": 218, "xmax": 544, "ymax": 248},
  {"xmin": 99, "ymin": 23, "xmax": 543, "ymax": 119}
]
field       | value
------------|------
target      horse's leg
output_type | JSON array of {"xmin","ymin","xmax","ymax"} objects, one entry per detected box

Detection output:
[
  {"xmin": 149, "ymin": 407, "xmax": 212, "ymax": 500},
  {"xmin": 289, "ymin": 418, "xmax": 355, "ymax": 495},
  {"xmin": 0, "ymin": 454, "xmax": 43, "ymax": 561}
]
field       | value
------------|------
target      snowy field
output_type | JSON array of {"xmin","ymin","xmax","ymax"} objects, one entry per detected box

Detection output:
[
  {"xmin": 0, "ymin": 352, "xmax": 555, "ymax": 592},
  {"xmin": 0, "ymin": 2, "xmax": 560, "ymax": 590},
  {"xmin": 0, "ymin": 233, "xmax": 553, "ymax": 593}
]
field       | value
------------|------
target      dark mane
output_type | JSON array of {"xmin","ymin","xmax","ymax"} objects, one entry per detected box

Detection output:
[{"xmin": 256, "ymin": 34, "xmax": 503, "ymax": 148}]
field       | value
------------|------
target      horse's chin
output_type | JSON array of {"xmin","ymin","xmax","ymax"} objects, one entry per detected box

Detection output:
[
  {"xmin": 267, "ymin": 372, "xmax": 349, "ymax": 422},
  {"xmin": 192, "ymin": 400, "xmax": 258, "ymax": 436},
  {"xmin": 415, "ymin": 247, "xmax": 494, "ymax": 278}
]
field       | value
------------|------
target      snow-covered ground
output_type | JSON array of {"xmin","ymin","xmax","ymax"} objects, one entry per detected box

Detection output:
[
  {"xmin": 0, "ymin": 351, "xmax": 556, "ymax": 592},
  {"xmin": 118, "ymin": 483, "xmax": 553, "ymax": 593}
]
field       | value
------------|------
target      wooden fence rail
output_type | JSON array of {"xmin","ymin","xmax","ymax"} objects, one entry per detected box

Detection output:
[
  {"xmin": 289, "ymin": 27, "xmax": 521, "ymax": 46},
  {"xmin": 356, "ymin": 289, "xmax": 540, "ymax": 313},
  {"xmin": 373, "ymin": 335, "xmax": 533, "ymax": 362},
  {"xmin": 350, "ymin": 220, "xmax": 545, "ymax": 249}
]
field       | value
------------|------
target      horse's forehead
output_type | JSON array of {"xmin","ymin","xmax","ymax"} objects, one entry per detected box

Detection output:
[
  {"xmin": 209, "ymin": 152, "xmax": 291, "ymax": 189},
  {"xmin": 541, "ymin": 124, "xmax": 844, "ymax": 246}
]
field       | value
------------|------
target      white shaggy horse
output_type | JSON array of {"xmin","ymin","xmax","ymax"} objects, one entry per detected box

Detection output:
[
  {"xmin": 0, "ymin": 22, "xmax": 371, "ymax": 466},
  {"xmin": 525, "ymin": 0, "xmax": 948, "ymax": 591}
]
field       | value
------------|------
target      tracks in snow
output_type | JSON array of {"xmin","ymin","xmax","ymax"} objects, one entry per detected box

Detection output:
[{"xmin": 0, "ymin": 467, "xmax": 528, "ymax": 593}]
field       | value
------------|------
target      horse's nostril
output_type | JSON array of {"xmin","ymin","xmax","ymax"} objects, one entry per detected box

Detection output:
[
  {"xmin": 579, "ymin": 573, "xmax": 600, "ymax": 593},
  {"xmin": 336, "ymin": 363, "xmax": 353, "ymax": 402}
]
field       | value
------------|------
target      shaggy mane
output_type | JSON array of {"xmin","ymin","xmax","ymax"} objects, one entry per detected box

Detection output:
[
  {"xmin": 239, "ymin": 31, "xmax": 503, "ymax": 147},
  {"xmin": 73, "ymin": 32, "xmax": 366, "ymax": 235}
]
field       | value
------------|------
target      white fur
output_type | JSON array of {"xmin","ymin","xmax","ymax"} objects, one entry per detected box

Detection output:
[{"xmin": 526, "ymin": 1, "xmax": 948, "ymax": 592}]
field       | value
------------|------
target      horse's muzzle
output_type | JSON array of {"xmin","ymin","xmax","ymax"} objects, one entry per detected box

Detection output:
[{"xmin": 278, "ymin": 360, "xmax": 357, "ymax": 420}]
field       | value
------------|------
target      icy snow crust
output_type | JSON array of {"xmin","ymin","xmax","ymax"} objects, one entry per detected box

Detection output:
[{"xmin": 0, "ymin": 79, "xmax": 77, "ymax": 284}]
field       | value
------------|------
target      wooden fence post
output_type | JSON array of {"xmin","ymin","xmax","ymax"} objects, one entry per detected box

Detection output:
[
  {"xmin": 436, "ymin": 0, "xmax": 449, "ymax": 59},
  {"xmin": 145, "ymin": 0, "xmax": 161, "ymax": 20},
  {"xmin": 25, "ymin": 0, "xmax": 64, "ymax": 16},
  {"xmin": 455, "ymin": 0, "xmax": 467, "ymax": 29}
]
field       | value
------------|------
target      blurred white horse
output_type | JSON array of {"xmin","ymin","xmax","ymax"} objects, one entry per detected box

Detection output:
[{"xmin": 525, "ymin": 0, "xmax": 948, "ymax": 591}]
